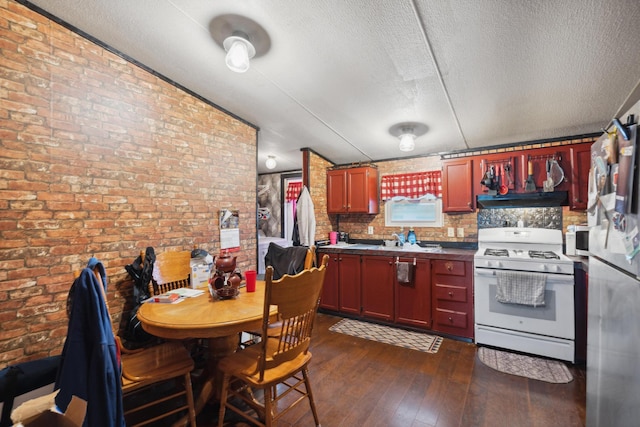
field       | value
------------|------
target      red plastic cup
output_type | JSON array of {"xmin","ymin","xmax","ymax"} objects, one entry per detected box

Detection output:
[
  {"xmin": 329, "ymin": 231, "xmax": 338, "ymax": 245},
  {"xmin": 245, "ymin": 270, "xmax": 257, "ymax": 292}
]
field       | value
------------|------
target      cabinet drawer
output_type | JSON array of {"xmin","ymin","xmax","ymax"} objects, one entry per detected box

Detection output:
[
  {"xmin": 432, "ymin": 260, "xmax": 466, "ymax": 276},
  {"xmin": 434, "ymin": 308, "xmax": 468, "ymax": 330},
  {"xmin": 434, "ymin": 284, "xmax": 467, "ymax": 303}
]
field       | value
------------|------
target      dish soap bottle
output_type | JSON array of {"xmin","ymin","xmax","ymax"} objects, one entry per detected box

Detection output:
[
  {"xmin": 397, "ymin": 228, "xmax": 406, "ymax": 245},
  {"xmin": 407, "ymin": 228, "xmax": 417, "ymax": 245}
]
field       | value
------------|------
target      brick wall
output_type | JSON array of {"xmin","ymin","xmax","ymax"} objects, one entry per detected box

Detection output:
[{"xmin": 0, "ymin": 1, "xmax": 257, "ymax": 367}]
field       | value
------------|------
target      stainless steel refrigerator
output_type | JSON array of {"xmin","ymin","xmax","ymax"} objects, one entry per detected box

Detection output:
[{"xmin": 587, "ymin": 99, "xmax": 640, "ymax": 426}]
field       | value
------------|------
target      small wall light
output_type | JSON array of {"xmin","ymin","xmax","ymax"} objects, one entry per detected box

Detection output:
[
  {"xmin": 265, "ymin": 155, "xmax": 277, "ymax": 170},
  {"xmin": 389, "ymin": 122, "xmax": 428, "ymax": 152}
]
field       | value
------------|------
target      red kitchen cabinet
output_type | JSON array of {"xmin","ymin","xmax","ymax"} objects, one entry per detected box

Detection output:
[
  {"xmin": 327, "ymin": 166, "xmax": 379, "ymax": 214},
  {"xmin": 395, "ymin": 258, "xmax": 431, "ymax": 329},
  {"xmin": 361, "ymin": 255, "xmax": 395, "ymax": 321},
  {"xmin": 431, "ymin": 259, "xmax": 474, "ymax": 339},
  {"xmin": 337, "ymin": 253, "xmax": 361, "ymax": 315},
  {"xmin": 569, "ymin": 143, "xmax": 592, "ymax": 210},
  {"xmin": 319, "ymin": 251, "xmax": 340, "ymax": 311},
  {"xmin": 442, "ymin": 158, "xmax": 474, "ymax": 212}
]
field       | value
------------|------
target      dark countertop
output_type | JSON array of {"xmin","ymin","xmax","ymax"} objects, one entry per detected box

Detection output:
[{"xmin": 317, "ymin": 244, "xmax": 476, "ymax": 262}]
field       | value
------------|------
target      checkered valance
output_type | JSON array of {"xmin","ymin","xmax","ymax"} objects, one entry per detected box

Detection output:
[
  {"xmin": 286, "ymin": 182, "xmax": 303, "ymax": 201},
  {"xmin": 380, "ymin": 171, "xmax": 442, "ymax": 200}
]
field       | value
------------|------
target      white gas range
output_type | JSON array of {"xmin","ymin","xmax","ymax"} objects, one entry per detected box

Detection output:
[{"xmin": 474, "ymin": 227, "xmax": 576, "ymax": 362}]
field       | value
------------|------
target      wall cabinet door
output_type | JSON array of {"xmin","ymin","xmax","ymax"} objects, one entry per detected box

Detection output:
[
  {"xmin": 395, "ymin": 258, "xmax": 431, "ymax": 329},
  {"xmin": 338, "ymin": 254, "xmax": 361, "ymax": 315},
  {"xmin": 361, "ymin": 255, "xmax": 394, "ymax": 321},
  {"xmin": 326, "ymin": 170, "xmax": 348, "ymax": 213},
  {"xmin": 569, "ymin": 144, "xmax": 591, "ymax": 210},
  {"xmin": 319, "ymin": 252, "xmax": 340, "ymax": 311},
  {"xmin": 327, "ymin": 167, "xmax": 379, "ymax": 214},
  {"xmin": 442, "ymin": 158, "xmax": 474, "ymax": 212}
]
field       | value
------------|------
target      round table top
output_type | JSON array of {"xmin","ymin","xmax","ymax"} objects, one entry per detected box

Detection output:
[{"xmin": 137, "ymin": 282, "xmax": 274, "ymax": 340}]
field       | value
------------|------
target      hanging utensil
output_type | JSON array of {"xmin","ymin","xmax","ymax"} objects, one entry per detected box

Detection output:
[
  {"xmin": 550, "ymin": 158, "xmax": 565, "ymax": 187},
  {"xmin": 544, "ymin": 158, "xmax": 554, "ymax": 192},
  {"xmin": 525, "ymin": 160, "xmax": 536, "ymax": 192},
  {"xmin": 499, "ymin": 165, "xmax": 508, "ymax": 195}
]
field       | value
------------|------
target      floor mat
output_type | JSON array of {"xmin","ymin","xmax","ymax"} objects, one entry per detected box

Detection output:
[
  {"xmin": 329, "ymin": 318, "xmax": 443, "ymax": 354},
  {"xmin": 477, "ymin": 347, "xmax": 573, "ymax": 383}
]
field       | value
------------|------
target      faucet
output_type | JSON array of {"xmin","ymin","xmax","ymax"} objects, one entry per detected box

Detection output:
[{"xmin": 391, "ymin": 233, "xmax": 404, "ymax": 246}]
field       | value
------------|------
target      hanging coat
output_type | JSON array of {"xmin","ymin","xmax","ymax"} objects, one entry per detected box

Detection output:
[
  {"xmin": 55, "ymin": 265, "xmax": 125, "ymax": 427},
  {"xmin": 296, "ymin": 186, "xmax": 316, "ymax": 247}
]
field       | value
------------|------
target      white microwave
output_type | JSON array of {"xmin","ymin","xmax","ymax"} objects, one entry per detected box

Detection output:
[{"xmin": 566, "ymin": 225, "xmax": 589, "ymax": 256}]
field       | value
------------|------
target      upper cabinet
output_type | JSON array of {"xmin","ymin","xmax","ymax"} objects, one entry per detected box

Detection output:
[
  {"xmin": 327, "ymin": 166, "xmax": 379, "ymax": 214},
  {"xmin": 569, "ymin": 144, "xmax": 592, "ymax": 211},
  {"xmin": 441, "ymin": 141, "xmax": 593, "ymax": 212},
  {"xmin": 442, "ymin": 158, "xmax": 474, "ymax": 213}
]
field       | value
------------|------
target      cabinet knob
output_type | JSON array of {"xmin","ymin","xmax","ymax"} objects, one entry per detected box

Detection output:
[
  {"xmin": 448, "ymin": 317, "xmax": 453, "ymax": 323},
  {"xmin": 448, "ymin": 291, "xmax": 454, "ymax": 297},
  {"xmin": 446, "ymin": 262, "xmax": 453, "ymax": 271}
]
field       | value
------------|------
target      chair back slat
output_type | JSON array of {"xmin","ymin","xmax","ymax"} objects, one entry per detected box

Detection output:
[
  {"xmin": 149, "ymin": 251, "xmax": 191, "ymax": 296},
  {"xmin": 259, "ymin": 255, "xmax": 328, "ymax": 379}
]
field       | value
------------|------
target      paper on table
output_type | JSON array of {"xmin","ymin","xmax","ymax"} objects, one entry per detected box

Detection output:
[{"xmin": 167, "ymin": 288, "xmax": 205, "ymax": 298}]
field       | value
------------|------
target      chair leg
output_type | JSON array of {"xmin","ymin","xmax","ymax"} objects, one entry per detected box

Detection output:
[
  {"xmin": 184, "ymin": 373, "xmax": 197, "ymax": 427},
  {"xmin": 217, "ymin": 373, "xmax": 230, "ymax": 427},
  {"xmin": 264, "ymin": 384, "xmax": 273, "ymax": 427},
  {"xmin": 302, "ymin": 368, "xmax": 321, "ymax": 427}
]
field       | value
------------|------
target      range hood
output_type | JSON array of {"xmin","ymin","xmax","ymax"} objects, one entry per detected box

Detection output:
[{"xmin": 476, "ymin": 191, "xmax": 568, "ymax": 209}]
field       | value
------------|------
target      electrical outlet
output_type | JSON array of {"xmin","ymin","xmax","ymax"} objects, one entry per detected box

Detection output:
[
  {"xmin": 447, "ymin": 227, "xmax": 454, "ymax": 237},
  {"xmin": 368, "ymin": 226, "xmax": 373, "ymax": 235},
  {"xmin": 457, "ymin": 227, "xmax": 464, "ymax": 238}
]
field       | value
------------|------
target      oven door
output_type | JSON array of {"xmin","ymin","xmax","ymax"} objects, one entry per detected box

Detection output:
[{"xmin": 474, "ymin": 268, "xmax": 575, "ymax": 339}]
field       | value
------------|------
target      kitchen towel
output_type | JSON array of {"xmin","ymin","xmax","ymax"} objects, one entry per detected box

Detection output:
[
  {"xmin": 396, "ymin": 262, "xmax": 413, "ymax": 284},
  {"xmin": 495, "ymin": 271, "xmax": 546, "ymax": 307}
]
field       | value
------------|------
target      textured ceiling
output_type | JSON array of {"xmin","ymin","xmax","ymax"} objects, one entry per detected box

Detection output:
[{"xmin": 23, "ymin": 0, "xmax": 640, "ymax": 173}]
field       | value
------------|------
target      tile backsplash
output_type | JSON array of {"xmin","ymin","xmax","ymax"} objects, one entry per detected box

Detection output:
[{"xmin": 477, "ymin": 207, "xmax": 563, "ymax": 230}]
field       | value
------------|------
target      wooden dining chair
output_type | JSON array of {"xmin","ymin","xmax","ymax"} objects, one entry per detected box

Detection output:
[
  {"xmin": 118, "ymin": 336, "xmax": 197, "ymax": 427},
  {"xmin": 240, "ymin": 246, "xmax": 316, "ymax": 348},
  {"xmin": 149, "ymin": 250, "xmax": 191, "ymax": 296},
  {"xmin": 217, "ymin": 254, "xmax": 329, "ymax": 427}
]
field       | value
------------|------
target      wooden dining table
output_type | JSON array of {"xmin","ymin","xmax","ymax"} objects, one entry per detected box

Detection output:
[{"xmin": 136, "ymin": 281, "xmax": 275, "ymax": 420}]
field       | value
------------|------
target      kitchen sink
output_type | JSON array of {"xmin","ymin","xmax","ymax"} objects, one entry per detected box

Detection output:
[{"xmin": 323, "ymin": 243, "xmax": 441, "ymax": 253}]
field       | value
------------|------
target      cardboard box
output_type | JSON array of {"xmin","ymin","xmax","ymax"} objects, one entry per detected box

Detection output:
[
  {"xmin": 190, "ymin": 259, "xmax": 212, "ymax": 289},
  {"xmin": 13, "ymin": 394, "xmax": 86, "ymax": 427}
]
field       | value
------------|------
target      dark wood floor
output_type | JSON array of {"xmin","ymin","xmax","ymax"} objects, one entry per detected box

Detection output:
[{"xmin": 192, "ymin": 312, "xmax": 586, "ymax": 427}]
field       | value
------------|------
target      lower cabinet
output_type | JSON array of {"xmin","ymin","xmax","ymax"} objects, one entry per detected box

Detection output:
[
  {"xmin": 431, "ymin": 260, "xmax": 474, "ymax": 339},
  {"xmin": 319, "ymin": 250, "xmax": 474, "ymax": 339},
  {"xmin": 361, "ymin": 255, "xmax": 395, "ymax": 321},
  {"xmin": 319, "ymin": 251, "xmax": 361, "ymax": 315},
  {"xmin": 395, "ymin": 258, "xmax": 431, "ymax": 329}
]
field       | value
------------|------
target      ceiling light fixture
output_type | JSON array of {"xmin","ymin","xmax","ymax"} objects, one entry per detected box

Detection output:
[
  {"xmin": 223, "ymin": 32, "xmax": 255, "ymax": 73},
  {"xmin": 389, "ymin": 122, "xmax": 428, "ymax": 153},
  {"xmin": 265, "ymin": 155, "xmax": 277, "ymax": 170},
  {"xmin": 210, "ymin": 14, "xmax": 271, "ymax": 74}
]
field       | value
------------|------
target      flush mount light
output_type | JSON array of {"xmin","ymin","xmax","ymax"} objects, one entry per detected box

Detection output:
[
  {"xmin": 389, "ymin": 122, "xmax": 428, "ymax": 152},
  {"xmin": 265, "ymin": 155, "xmax": 277, "ymax": 170},
  {"xmin": 210, "ymin": 14, "xmax": 271, "ymax": 74},
  {"xmin": 223, "ymin": 32, "xmax": 255, "ymax": 73}
]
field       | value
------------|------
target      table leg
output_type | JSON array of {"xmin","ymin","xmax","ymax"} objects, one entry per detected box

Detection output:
[{"xmin": 192, "ymin": 334, "xmax": 238, "ymax": 415}]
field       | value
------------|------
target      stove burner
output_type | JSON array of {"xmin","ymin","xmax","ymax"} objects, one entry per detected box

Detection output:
[
  {"xmin": 484, "ymin": 249, "xmax": 509, "ymax": 257},
  {"xmin": 528, "ymin": 250, "xmax": 560, "ymax": 260}
]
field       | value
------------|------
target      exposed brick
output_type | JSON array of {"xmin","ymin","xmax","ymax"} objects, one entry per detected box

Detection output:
[{"xmin": 0, "ymin": 1, "xmax": 257, "ymax": 368}]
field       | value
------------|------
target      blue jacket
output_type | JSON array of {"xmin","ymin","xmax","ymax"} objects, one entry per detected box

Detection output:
[{"xmin": 55, "ymin": 266, "xmax": 125, "ymax": 427}]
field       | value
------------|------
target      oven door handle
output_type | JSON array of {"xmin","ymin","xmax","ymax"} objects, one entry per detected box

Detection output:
[{"xmin": 475, "ymin": 269, "xmax": 497, "ymax": 277}]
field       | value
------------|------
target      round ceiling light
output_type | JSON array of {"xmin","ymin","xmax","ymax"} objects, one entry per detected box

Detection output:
[{"xmin": 265, "ymin": 155, "xmax": 277, "ymax": 170}]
